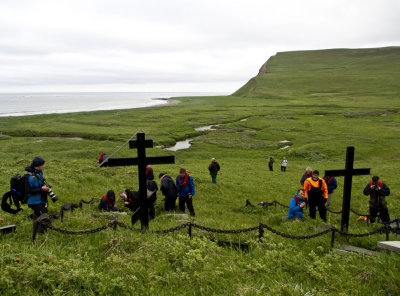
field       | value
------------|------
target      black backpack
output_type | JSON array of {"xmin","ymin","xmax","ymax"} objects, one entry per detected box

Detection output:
[{"xmin": 1, "ymin": 174, "xmax": 31, "ymax": 214}]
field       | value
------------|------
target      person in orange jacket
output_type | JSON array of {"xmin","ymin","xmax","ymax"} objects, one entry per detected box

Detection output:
[{"xmin": 304, "ymin": 170, "xmax": 328, "ymax": 221}]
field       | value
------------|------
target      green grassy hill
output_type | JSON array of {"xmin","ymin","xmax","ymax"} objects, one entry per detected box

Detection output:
[
  {"xmin": 0, "ymin": 47, "xmax": 399, "ymax": 295},
  {"xmin": 234, "ymin": 47, "xmax": 400, "ymax": 107}
]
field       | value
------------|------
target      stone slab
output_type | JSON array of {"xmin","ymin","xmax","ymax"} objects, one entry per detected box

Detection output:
[
  {"xmin": 341, "ymin": 244, "xmax": 381, "ymax": 257},
  {"xmin": 333, "ymin": 248, "xmax": 351, "ymax": 255},
  {"xmin": 377, "ymin": 241, "xmax": 400, "ymax": 253},
  {"xmin": 164, "ymin": 214, "xmax": 189, "ymax": 219}
]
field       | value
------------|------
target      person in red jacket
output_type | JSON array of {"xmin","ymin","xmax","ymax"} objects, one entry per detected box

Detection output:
[{"xmin": 363, "ymin": 176, "xmax": 391, "ymax": 223}]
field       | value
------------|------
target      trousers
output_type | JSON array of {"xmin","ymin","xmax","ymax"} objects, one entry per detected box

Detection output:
[
  {"xmin": 308, "ymin": 194, "xmax": 327, "ymax": 221},
  {"xmin": 179, "ymin": 195, "xmax": 195, "ymax": 216}
]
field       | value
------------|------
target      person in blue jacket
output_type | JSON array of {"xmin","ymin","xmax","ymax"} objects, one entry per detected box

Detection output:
[
  {"xmin": 25, "ymin": 156, "xmax": 51, "ymax": 217},
  {"xmin": 323, "ymin": 176, "xmax": 338, "ymax": 209},
  {"xmin": 176, "ymin": 168, "xmax": 195, "ymax": 216},
  {"xmin": 288, "ymin": 189, "xmax": 306, "ymax": 219}
]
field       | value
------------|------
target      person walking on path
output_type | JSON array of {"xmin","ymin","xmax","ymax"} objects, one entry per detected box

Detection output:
[
  {"xmin": 268, "ymin": 157, "xmax": 274, "ymax": 171},
  {"xmin": 281, "ymin": 157, "xmax": 288, "ymax": 172},
  {"xmin": 300, "ymin": 167, "xmax": 313, "ymax": 186},
  {"xmin": 323, "ymin": 176, "xmax": 338, "ymax": 209},
  {"xmin": 304, "ymin": 170, "xmax": 328, "ymax": 221},
  {"xmin": 363, "ymin": 176, "xmax": 391, "ymax": 223},
  {"xmin": 208, "ymin": 158, "xmax": 220, "ymax": 184},
  {"xmin": 176, "ymin": 168, "xmax": 195, "ymax": 216}
]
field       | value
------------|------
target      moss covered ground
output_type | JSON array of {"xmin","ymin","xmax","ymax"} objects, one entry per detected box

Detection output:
[{"xmin": 0, "ymin": 47, "xmax": 400, "ymax": 295}]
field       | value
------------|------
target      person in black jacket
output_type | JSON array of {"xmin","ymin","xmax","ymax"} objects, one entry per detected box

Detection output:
[
  {"xmin": 146, "ymin": 165, "xmax": 154, "ymax": 180},
  {"xmin": 98, "ymin": 190, "xmax": 120, "ymax": 212},
  {"xmin": 120, "ymin": 189, "xmax": 141, "ymax": 225},
  {"xmin": 159, "ymin": 173, "xmax": 178, "ymax": 211},
  {"xmin": 363, "ymin": 176, "xmax": 391, "ymax": 223},
  {"xmin": 208, "ymin": 158, "xmax": 220, "ymax": 184},
  {"xmin": 147, "ymin": 179, "xmax": 158, "ymax": 219}
]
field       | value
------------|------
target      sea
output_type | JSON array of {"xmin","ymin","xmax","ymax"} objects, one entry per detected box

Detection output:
[{"xmin": 0, "ymin": 92, "xmax": 228, "ymax": 117}]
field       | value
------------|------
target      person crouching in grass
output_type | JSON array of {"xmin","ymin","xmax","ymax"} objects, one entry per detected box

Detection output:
[{"xmin": 288, "ymin": 189, "xmax": 306, "ymax": 220}]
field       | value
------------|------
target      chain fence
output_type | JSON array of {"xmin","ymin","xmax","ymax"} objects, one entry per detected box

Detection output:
[{"xmin": 35, "ymin": 217, "xmax": 399, "ymax": 248}]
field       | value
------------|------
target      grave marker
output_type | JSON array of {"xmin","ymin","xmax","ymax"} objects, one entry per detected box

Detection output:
[
  {"xmin": 325, "ymin": 147, "xmax": 370, "ymax": 231},
  {"xmin": 99, "ymin": 133, "xmax": 174, "ymax": 228}
]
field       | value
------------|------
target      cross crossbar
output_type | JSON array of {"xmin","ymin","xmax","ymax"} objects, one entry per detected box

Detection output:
[
  {"xmin": 325, "ymin": 168, "xmax": 370, "ymax": 177},
  {"xmin": 324, "ymin": 147, "xmax": 371, "ymax": 232},
  {"xmin": 98, "ymin": 132, "xmax": 175, "ymax": 229},
  {"xmin": 99, "ymin": 156, "xmax": 175, "ymax": 167}
]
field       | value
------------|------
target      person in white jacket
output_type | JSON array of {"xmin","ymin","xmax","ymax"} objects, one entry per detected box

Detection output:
[{"xmin": 281, "ymin": 157, "xmax": 288, "ymax": 172}]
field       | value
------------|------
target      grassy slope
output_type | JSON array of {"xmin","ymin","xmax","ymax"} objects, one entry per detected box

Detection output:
[{"xmin": 0, "ymin": 47, "xmax": 400, "ymax": 295}]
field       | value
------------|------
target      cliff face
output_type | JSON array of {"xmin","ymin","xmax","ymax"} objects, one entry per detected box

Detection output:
[{"xmin": 233, "ymin": 47, "xmax": 400, "ymax": 99}]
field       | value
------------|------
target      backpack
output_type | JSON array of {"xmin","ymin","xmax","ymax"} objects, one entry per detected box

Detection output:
[{"xmin": 1, "ymin": 174, "xmax": 31, "ymax": 214}]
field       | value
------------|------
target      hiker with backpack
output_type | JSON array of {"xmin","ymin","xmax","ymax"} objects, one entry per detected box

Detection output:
[
  {"xmin": 363, "ymin": 176, "xmax": 391, "ymax": 223},
  {"xmin": 176, "ymin": 168, "xmax": 195, "ymax": 216},
  {"xmin": 300, "ymin": 167, "xmax": 313, "ymax": 186},
  {"xmin": 304, "ymin": 170, "xmax": 328, "ymax": 222},
  {"xmin": 98, "ymin": 152, "xmax": 108, "ymax": 164},
  {"xmin": 25, "ymin": 156, "xmax": 58, "ymax": 217},
  {"xmin": 323, "ymin": 175, "xmax": 338, "ymax": 209},
  {"xmin": 287, "ymin": 188, "xmax": 306, "ymax": 220},
  {"xmin": 159, "ymin": 173, "xmax": 178, "ymax": 211}
]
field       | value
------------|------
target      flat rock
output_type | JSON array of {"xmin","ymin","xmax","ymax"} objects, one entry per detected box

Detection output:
[
  {"xmin": 164, "ymin": 214, "xmax": 189, "ymax": 219},
  {"xmin": 341, "ymin": 244, "xmax": 381, "ymax": 257},
  {"xmin": 333, "ymin": 248, "xmax": 351, "ymax": 255},
  {"xmin": 377, "ymin": 241, "xmax": 400, "ymax": 253}
]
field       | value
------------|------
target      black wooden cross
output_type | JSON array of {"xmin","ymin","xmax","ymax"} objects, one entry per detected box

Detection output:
[
  {"xmin": 324, "ymin": 147, "xmax": 370, "ymax": 231},
  {"xmin": 99, "ymin": 133, "xmax": 174, "ymax": 228}
]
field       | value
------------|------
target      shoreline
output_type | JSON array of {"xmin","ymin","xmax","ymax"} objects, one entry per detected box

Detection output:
[{"xmin": 0, "ymin": 97, "xmax": 180, "ymax": 118}]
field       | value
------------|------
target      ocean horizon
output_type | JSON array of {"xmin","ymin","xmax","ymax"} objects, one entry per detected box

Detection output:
[{"xmin": 0, "ymin": 91, "xmax": 228, "ymax": 117}]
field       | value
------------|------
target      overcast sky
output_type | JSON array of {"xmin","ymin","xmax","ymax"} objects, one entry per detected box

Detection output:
[{"xmin": 1, "ymin": 0, "xmax": 399, "ymax": 93}]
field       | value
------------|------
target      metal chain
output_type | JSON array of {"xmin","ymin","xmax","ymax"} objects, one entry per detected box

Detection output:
[
  {"xmin": 150, "ymin": 223, "xmax": 190, "ymax": 234},
  {"xmin": 191, "ymin": 223, "xmax": 259, "ymax": 234},
  {"xmin": 260, "ymin": 223, "xmax": 334, "ymax": 239},
  {"xmin": 336, "ymin": 226, "xmax": 388, "ymax": 237},
  {"xmin": 47, "ymin": 221, "xmax": 117, "ymax": 235},
  {"xmin": 327, "ymin": 209, "xmax": 342, "ymax": 214},
  {"xmin": 273, "ymin": 200, "xmax": 289, "ymax": 208}
]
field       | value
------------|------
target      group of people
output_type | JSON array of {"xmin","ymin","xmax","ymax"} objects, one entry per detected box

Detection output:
[
  {"xmin": 98, "ymin": 165, "xmax": 196, "ymax": 224},
  {"xmin": 288, "ymin": 167, "xmax": 391, "ymax": 223},
  {"xmin": 23, "ymin": 155, "xmax": 391, "ymax": 228},
  {"xmin": 268, "ymin": 157, "xmax": 288, "ymax": 172}
]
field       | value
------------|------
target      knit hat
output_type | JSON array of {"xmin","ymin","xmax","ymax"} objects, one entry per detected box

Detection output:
[
  {"xmin": 106, "ymin": 190, "xmax": 115, "ymax": 200},
  {"xmin": 313, "ymin": 170, "xmax": 319, "ymax": 176},
  {"xmin": 159, "ymin": 173, "xmax": 165, "ymax": 179},
  {"xmin": 31, "ymin": 156, "xmax": 45, "ymax": 167}
]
